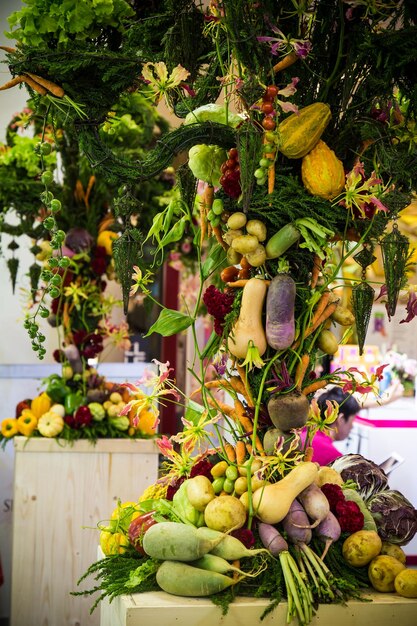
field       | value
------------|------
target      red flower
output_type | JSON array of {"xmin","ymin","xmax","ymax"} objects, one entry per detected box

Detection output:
[
  {"xmin": 203, "ymin": 285, "xmax": 235, "ymax": 336},
  {"xmin": 335, "ymin": 501, "xmax": 364, "ymax": 533},
  {"xmin": 166, "ymin": 476, "xmax": 186, "ymax": 501},
  {"xmin": 189, "ymin": 458, "xmax": 213, "ymax": 479},
  {"xmin": 232, "ymin": 528, "xmax": 255, "ymax": 548},
  {"xmin": 321, "ymin": 483, "xmax": 345, "ymax": 512}
]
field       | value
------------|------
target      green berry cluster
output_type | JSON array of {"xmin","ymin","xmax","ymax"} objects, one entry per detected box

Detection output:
[{"xmin": 207, "ymin": 198, "xmax": 224, "ymax": 229}]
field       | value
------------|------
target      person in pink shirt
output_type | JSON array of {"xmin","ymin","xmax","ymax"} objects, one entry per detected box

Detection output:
[{"xmin": 305, "ymin": 387, "xmax": 360, "ymax": 466}]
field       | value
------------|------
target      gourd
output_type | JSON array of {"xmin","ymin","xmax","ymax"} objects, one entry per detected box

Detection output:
[
  {"xmin": 227, "ymin": 278, "xmax": 268, "ymax": 359},
  {"xmin": 37, "ymin": 411, "xmax": 65, "ymax": 437},
  {"xmin": 251, "ymin": 462, "xmax": 319, "ymax": 524},
  {"xmin": 301, "ymin": 140, "xmax": 345, "ymax": 200},
  {"xmin": 278, "ymin": 103, "xmax": 331, "ymax": 159}
]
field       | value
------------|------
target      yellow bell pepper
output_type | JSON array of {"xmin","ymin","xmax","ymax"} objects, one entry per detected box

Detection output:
[
  {"xmin": 31, "ymin": 392, "xmax": 52, "ymax": 419},
  {"xmin": 17, "ymin": 412, "xmax": 38, "ymax": 437},
  {"xmin": 1, "ymin": 418, "xmax": 19, "ymax": 438},
  {"xmin": 99, "ymin": 529, "xmax": 129, "ymax": 555}
]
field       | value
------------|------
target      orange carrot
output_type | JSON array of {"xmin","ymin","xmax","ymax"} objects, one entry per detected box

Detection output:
[
  {"xmin": 229, "ymin": 375, "xmax": 254, "ymax": 408},
  {"xmin": 268, "ymin": 162, "xmax": 275, "ymax": 195},
  {"xmin": 207, "ymin": 398, "xmax": 234, "ymax": 417},
  {"xmin": 0, "ymin": 46, "xmax": 16, "ymax": 53},
  {"xmin": 273, "ymin": 51, "xmax": 298, "ymax": 73},
  {"xmin": 227, "ymin": 279, "xmax": 271, "ymax": 288},
  {"xmin": 212, "ymin": 223, "xmax": 228, "ymax": 250},
  {"xmin": 21, "ymin": 75, "xmax": 47, "ymax": 95},
  {"xmin": 0, "ymin": 75, "xmax": 24, "ymax": 90},
  {"xmin": 24, "ymin": 72, "xmax": 65, "ymax": 97},
  {"xmin": 310, "ymin": 254, "xmax": 322, "ymax": 289},
  {"xmin": 311, "ymin": 291, "xmax": 331, "ymax": 326},
  {"xmin": 224, "ymin": 443, "xmax": 236, "ymax": 463},
  {"xmin": 306, "ymin": 302, "xmax": 338, "ymax": 337},
  {"xmin": 234, "ymin": 399, "xmax": 264, "ymax": 454},
  {"xmin": 245, "ymin": 442, "xmax": 253, "ymax": 455},
  {"xmin": 294, "ymin": 354, "xmax": 310, "ymax": 390},
  {"xmin": 302, "ymin": 379, "xmax": 328, "ymax": 396},
  {"xmin": 235, "ymin": 440, "xmax": 247, "ymax": 466}
]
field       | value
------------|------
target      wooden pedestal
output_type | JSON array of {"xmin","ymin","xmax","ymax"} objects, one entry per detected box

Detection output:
[{"xmin": 10, "ymin": 437, "xmax": 159, "ymax": 626}]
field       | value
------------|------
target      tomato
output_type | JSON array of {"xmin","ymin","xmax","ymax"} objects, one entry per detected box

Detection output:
[
  {"xmin": 261, "ymin": 102, "xmax": 274, "ymax": 114},
  {"xmin": 262, "ymin": 117, "xmax": 276, "ymax": 130},
  {"xmin": 128, "ymin": 511, "xmax": 158, "ymax": 554},
  {"xmin": 228, "ymin": 148, "xmax": 238, "ymax": 159},
  {"xmin": 220, "ymin": 266, "xmax": 239, "ymax": 283},
  {"xmin": 265, "ymin": 85, "xmax": 279, "ymax": 99}
]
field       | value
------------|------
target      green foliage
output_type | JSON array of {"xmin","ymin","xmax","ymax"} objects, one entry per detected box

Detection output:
[{"xmin": 6, "ymin": 0, "xmax": 134, "ymax": 48}]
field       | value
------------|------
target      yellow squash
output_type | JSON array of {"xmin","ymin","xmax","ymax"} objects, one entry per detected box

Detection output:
[
  {"xmin": 278, "ymin": 103, "xmax": 331, "ymax": 159},
  {"xmin": 301, "ymin": 140, "xmax": 345, "ymax": 200}
]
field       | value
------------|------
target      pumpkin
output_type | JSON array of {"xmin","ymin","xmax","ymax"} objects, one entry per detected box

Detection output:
[
  {"xmin": 278, "ymin": 102, "xmax": 331, "ymax": 159},
  {"xmin": 30, "ymin": 392, "xmax": 52, "ymax": 419},
  {"xmin": 37, "ymin": 411, "xmax": 64, "ymax": 437},
  {"xmin": 301, "ymin": 140, "xmax": 345, "ymax": 200}
]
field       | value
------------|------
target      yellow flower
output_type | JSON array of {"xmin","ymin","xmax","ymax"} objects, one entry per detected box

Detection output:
[
  {"xmin": 141, "ymin": 62, "xmax": 190, "ymax": 105},
  {"xmin": 1, "ymin": 418, "xmax": 19, "ymax": 438},
  {"xmin": 241, "ymin": 341, "xmax": 265, "ymax": 371}
]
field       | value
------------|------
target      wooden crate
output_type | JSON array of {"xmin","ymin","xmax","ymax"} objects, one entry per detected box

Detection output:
[
  {"xmin": 100, "ymin": 590, "xmax": 417, "ymax": 626},
  {"xmin": 11, "ymin": 437, "xmax": 159, "ymax": 626}
]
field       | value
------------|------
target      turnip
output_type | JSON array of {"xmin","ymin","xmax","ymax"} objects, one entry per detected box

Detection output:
[
  {"xmin": 313, "ymin": 511, "xmax": 341, "ymax": 559},
  {"xmin": 267, "ymin": 392, "xmax": 310, "ymax": 431},
  {"xmin": 282, "ymin": 499, "xmax": 312, "ymax": 545},
  {"xmin": 265, "ymin": 273, "xmax": 296, "ymax": 350},
  {"xmin": 296, "ymin": 483, "xmax": 330, "ymax": 528},
  {"xmin": 197, "ymin": 527, "xmax": 268, "ymax": 560},
  {"xmin": 258, "ymin": 522, "xmax": 288, "ymax": 556}
]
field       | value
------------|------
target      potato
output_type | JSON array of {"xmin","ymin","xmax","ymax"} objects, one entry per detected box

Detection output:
[
  {"xmin": 227, "ymin": 212, "xmax": 247, "ymax": 230},
  {"xmin": 231, "ymin": 234, "xmax": 259, "ymax": 254},
  {"xmin": 380, "ymin": 542, "xmax": 407, "ymax": 565},
  {"xmin": 342, "ymin": 530, "xmax": 382, "ymax": 567},
  {"xmin": 223, "ymin": 228, "xmax": 243, "ymax": 246},
  {"xmin": 238, "ymin": 458, "xmax": 263, "ymax": 477},
  {"xmin": 394, "ymin": 569, "xmax": 417, "ymax": 598},
  {"xmin": 226, "ymin": 247, "xmax": 242, "ymax": 265},
  {"xmin": 245, "ymin": 244, "xmax": 266, "ymax": 267},
  {"xmin": 204, "ymin": 495, "xmax": 247, "ymax": 532},
  {"xmin": 331, "ymin": 304, "xmax": 355, "ymax": 326},
  {"xmin": 368, "ymin": 555, "xmax": 405, "ymax": 592},
  {"xmin": 246, "ymin": 219, "xmax": 267, "ymax": 242},
  {"xmin": 317, "ymin": 329, "xmax": 339, "ymax": 355},
  {"xmin": 186, "ymin": 475, "xmax": 215, "ymax": 512}
]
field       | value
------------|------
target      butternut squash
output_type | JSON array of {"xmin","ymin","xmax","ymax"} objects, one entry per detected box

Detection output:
[
  {"xmin": 227, "ymin": 278, "xmax": 268, "ymax": 359},
  {"xmin": 251, "ymin": 462, "xmax": 319, "ymax": 524}
]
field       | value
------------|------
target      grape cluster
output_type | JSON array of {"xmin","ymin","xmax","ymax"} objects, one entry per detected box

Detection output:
[
  {"xmin": 210, "ymin": 461, "xmax": 240, "ymax": 495},
  {"xmin": 219, "ymin": 148, "xmax": 241, "ymax": 199}
]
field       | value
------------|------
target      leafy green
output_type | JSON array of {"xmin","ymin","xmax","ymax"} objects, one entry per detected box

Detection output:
[{"xmin": 145, "ymin": 308, "xmax": 193, "ymax": 337}]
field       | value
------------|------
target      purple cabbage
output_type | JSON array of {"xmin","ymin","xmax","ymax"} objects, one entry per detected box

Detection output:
[
  {"xmin": 367, "ymin": 489, "xmax": 417, "ymax": 545},
  {"xmin": 330, "ymin": 454, "xmax": 388, "ymax": 501}
]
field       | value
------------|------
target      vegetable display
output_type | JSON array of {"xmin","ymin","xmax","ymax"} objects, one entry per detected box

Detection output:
[{"xmin": 2, "ymin": 0, "xmax": 417, "ymax": 623}]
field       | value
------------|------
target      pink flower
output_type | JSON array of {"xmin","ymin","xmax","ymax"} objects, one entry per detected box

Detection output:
[{"xmin": 400, "ymin": 291, "xmax": 417, "ymax": 324}]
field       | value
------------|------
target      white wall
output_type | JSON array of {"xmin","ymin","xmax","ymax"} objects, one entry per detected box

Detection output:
[{"xmin": 0, "ymin": 0, "xmax": 57, "ymax": 364}]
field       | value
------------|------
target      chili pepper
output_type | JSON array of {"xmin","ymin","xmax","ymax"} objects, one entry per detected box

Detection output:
[
  {"xmin": 64, "ymin": 391, "xmax": 85, "ymax": 416},
  {"xmin": 1, "ymin": 418, "xmax": 19, "ymax": 438},
  {"xmin": 45, "ymin": 374, "xmax": 71, "ymax": 403},
  {"xmin": 17, "ymin": 412, "xmax": 38, "ymax": 437}
]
